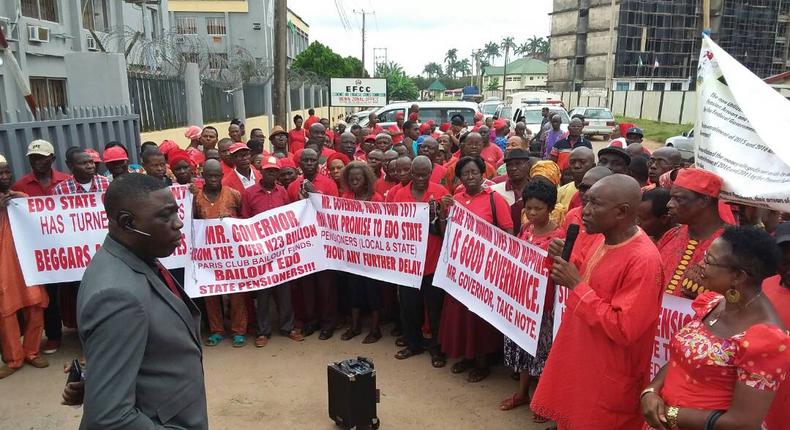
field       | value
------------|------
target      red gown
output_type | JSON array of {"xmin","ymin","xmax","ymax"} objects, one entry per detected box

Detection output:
[
  {"xmin": 657, "ymin": 225, "xmax": 723, "ymax": 298},
  {"xmin": 655, "ymin": 292, "xmax": 790, "ymax": 430},
  {"xmin": 763, "ymin": 275, "xmax": 790, "ymax": 430},
  {"xmin": 531, "ymin": 230, "xmax": 663, "ymax": 430},
  {"xmin": 439, "ymin": 189, "xmax": 513, "ymax": 359}
]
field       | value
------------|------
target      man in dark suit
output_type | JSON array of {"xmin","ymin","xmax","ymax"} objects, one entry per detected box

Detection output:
[{"xmin": 77, "ymin": 173, "xmax": 208, "ymax": 429}]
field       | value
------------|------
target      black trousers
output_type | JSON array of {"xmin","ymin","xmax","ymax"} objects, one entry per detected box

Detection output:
[
  {"xmin": 398, "ymin": 274, "xmax": 444, "ymax": 355},
  {"xmin": 44, "ymin": 284, "xmax": 62, "ymax": 341}
]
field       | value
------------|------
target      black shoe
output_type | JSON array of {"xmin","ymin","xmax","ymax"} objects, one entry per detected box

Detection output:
[
  {"xmin": 319, "ymin": 329, "xmax": 334, "ymax": 340},
  {"xmin": 390, "ymin": 326, "xmax": 403, "ymax": 337},
  {"xmin": 302, "ymin": 324, "xmax": 317, "ymax": 337}
]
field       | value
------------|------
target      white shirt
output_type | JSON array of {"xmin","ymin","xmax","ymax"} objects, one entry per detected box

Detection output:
[{"xmin": 235, "ymin": 168, "xmax": 257, "ymax": 189}]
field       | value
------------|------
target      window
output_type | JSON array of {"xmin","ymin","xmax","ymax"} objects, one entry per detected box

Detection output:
[
  {"xmin": 652, "ymin": 82, "xmax": 665, "ymax": 91},
  {"xmin": 615, "ymin": 82, "xmax": 630, "ymax": 91},
  {"xmin": 149, "ymin": 8, "xmax": 159, "ymax": 39},
  {"xmin": 634, "ymin": 82, "xmax": 648, "ymax": 91},
  {"xmin": 82, "ymin": 0, "xmax": 109, "ymax": 32},
  {"xmin": 670, "ymin": 82, "xmax": 683, "ymax": 91},
  {"xmin": 206, "ymin": 17, "xmax": 226, "ymax": 35},
  {"xmin": 181, "ymin": 52, "xmax": 200, "ymax": 64},
  {"xmin": 376, "ymin": 109, "xmax": 404, "ymax": 123},
  {"xmin": 22, "ymin": 0, "xmax": 59, "ymax": 22},
  {"xmin": 176, "ymin": 16, "xmax": 197, "ymax": 34},
  {"xmin": 208, "ymin": 53, "xmax": 228, "ymax": 69},
  {"xmin": 30, "ymin": 78, "xmax": 67, "ymax": 111},
  {"xmin": 506, "ymin": 76, "xmax": 520, "ymax": 82},
  {"xmin": 582, "ymin": 109, "xmax": 613, "ymax": 119},
  {"xmin": 529, "ymin": 76, "xmax": 534, "ymax": 80}
]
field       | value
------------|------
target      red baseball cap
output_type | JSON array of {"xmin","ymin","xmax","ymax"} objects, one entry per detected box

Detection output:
[
  {"xmin": 364, "ymin": 134, "xmax": 377, "ymax": 142},
  {"xmin": 84, "ymin": 148, "xmax": 102, "ymax": 163},
  {"xmin": 159, "ymin": 139, "xmax": 179, "ymax": 155},
  {"xmin": 103, "ymin": 146, "xmax": 128, "ymax": 163},
  {"xmin": 674, "ymin": 168, "xmax": 723, "ymax": 198},
  {"xmin": 228, "ymin": 142, "xmax": 250, "ymax": 154},
  {"xmin": 418, "ymin": 123, "xmax": 431, "ymax": 135},
  {"xmin": 278, "ymin": 157, "xmax": 297, "ymax": 169},
  {"xmin": 260, "ymin": 155, "xmax": 280, "ymax": 170}
]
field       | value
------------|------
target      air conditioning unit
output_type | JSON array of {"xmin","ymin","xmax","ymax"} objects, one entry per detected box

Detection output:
[
  {"xmin": 27, "ymin": 24, "xmax": 50, "ymax": 43},
  {"xmin": 86, "ymin": 34, "xmax": 98, "ymax": 51}
]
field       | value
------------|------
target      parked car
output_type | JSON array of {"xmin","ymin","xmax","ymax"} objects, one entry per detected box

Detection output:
[
  {"xmin": 346, "ymin": 110, "xmax": 372, "ymax": 125},
  {"xmin": 358, "ymin": 101, "xmax": 480, "ymax": 128},
  {"xmin": 479, "ymin": 98, "xmax": 503, "ymax": 121},
  {"xmin": 665, "ymin": 128, "xmax": 695, "ymax": 162},
  {"xmin": 497, "ymin": 104, "xmax": 570, "ymax": 135},
  {"xmin": 568, "ymin": 107, "xmax": 618, "ymax": 140}
]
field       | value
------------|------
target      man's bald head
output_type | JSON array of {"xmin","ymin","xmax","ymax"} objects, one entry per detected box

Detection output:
[
  {"xmin": 583, "ymin": 166, "xmax": 613, "ymax": 183},
  {"xmin": 583, "ymin": 174, "xmax": 641, "ymax": 235},
  {"xmin": 341, "ymin": 131, "xmax": 356, "ymax": 142},
  {"xmin": 412, "ymin": 155, "xmax": 432, "ymax": 170},
  {"xmin": 653, "ymin": 147, "xmax": 682, "ymax": 166},
  {"xmin": 649, "ymin": 147, "xmax": 683, "ymax": 184},
  {"xmin": 202, "ymin": 159, "xmax": 222, "ymax": 175},
  {"xmin": 569, "ymin": 146, "xmax": 594, "ymax": 163},
  {"xmin": 569, "ymin": 146, "xmax": 597, "ymax": 185}
]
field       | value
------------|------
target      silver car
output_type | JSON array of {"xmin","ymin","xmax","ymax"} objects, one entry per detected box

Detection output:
[
  {"xmin": 568, "ymin": 107, "xmax": 617, "ymax": 140},
  {"xmin": 665, "ymin": 128, "xmax": 695, "ymax": 162}
]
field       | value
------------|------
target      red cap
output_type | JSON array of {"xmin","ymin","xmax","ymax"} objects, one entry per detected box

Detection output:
[
  {"xmin": 493, "ymin": 119, "xmax": 507, "ymax": 130},
  {"xmin": 103, "ymin": 146, "xmax": 128, "ymax": 163},
  {"xmin": 418, "ymin": 123, "xmax": 431, "ymax": 135},
  {"xmin": 395, "ymin": 112, "xmax": 404, "ymax": 120},
  {"xmin": 364, "ymin": 134, "xmax": 377, "ymax": 142},
  {"xmin": 439, "ymin": 123, "xmax": 451, "ymax": 132},
  {"xmin": 184, "ymin": 125, "xmax": 202, "ymax": 140},
  {"xmin": 408, "ymin": 112, "xmax": 419, "ymax": 122},
  {"xmin": 326, "ymin": 152, "xmax": 350, "ymax": 166},
  {"xmin": 84, "ymin": 148, "xmax": 102, "ymax": 163},
  {"xmin": 673, "ymin": 168, "xmax": 723, "ymax": 198},
  {"xmin": 159, "ymin": 139, "xmax": 179, "ymax": 156},
  {"xmin": 228, "ymin": 142, "xmax": 250, "ymax": 154},
  {"xmin": 474, "ymin": 112, "xmax": 483, "ymax": 121},
  {"xmin": 168, "ymin": 149, "xmax": 193, "ymax": 169},
  {"xmin": 278, "ymin": 157, "xmax": 297, "ymax": 169},
  {"xmin": 260, "ymin": 155, "xmax": 281, "ymax": 170}
]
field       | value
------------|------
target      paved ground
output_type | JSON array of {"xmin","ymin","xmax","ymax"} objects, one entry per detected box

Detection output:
[{"xmin": 0, "ymin": 325, "xmax": 548, "ymax": 430}]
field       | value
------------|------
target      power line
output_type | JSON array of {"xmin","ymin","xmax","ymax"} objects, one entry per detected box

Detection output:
[
  {"xmin": 353, "ymin": 9, "xmax": 373, "ymax": 75},
  {"xmin": 334, "ymin": 0, "xmax": 351, "ymax": 31}
]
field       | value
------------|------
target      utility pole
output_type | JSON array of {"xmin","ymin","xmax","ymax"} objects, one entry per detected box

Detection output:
[
  {"xmin": 353, "ymin": 9, "xmax": 373, "ymax": 75},
  {"xmin": 702, "ymin": 0, "xmax": 711, "ymax": 30},
  {"xmin": 273, "ymin": 0, "xmax": 288, "ymax": 127},
  {"xmin": 373, "ymin": 47, "xmax": 387, "ymax": 76}
]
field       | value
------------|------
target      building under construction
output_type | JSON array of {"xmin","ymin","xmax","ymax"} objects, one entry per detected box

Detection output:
[{"xmin": 548, "ymin": 0, "xmax": 790, "ymax": 92}]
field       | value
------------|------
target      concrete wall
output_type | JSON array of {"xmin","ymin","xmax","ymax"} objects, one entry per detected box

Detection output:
[
  {"xmin": 611, "ymin": 90, "xmax": 627, "ymax": 114},
  {"xmin": 641, "ymin": 91, "xmax": 662, "ymax": 121},
  {"xmin": 551, "ymin": 10, "xmax": 579, "ymax": 35},
  {"xmin": 588, "ymin": 5, "xmax": 616, "ymax": 31},
  {"xmin": 624, "ymin": 91, "xmax": 643, "ymax": 118},
  {"xmin": 659, "ymin": 91, "xmax": 684, "ymax": 123},
  {"xmin": 554, "ymin": 0, "xmax": 580, "ymax": 12},
  {"xmin": 64, "ymin": 53, "xmax": 131, "ymax": 108},
  {"xmin": 550, "ymin": 34, "xmax": 578, "ymax": 59}
]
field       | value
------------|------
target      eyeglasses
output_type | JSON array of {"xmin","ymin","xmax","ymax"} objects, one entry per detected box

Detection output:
[{"xmin": 703, "ymin": 252, "xmax": 752, "ymax": 276}]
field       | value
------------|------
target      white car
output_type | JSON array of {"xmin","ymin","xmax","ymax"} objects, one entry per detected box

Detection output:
[
  {"xmin": 568, "ymin": 107, "xmax": 617, "ymax": 140},
  {"xmin": 500, "ymin": 105, "xmax": 570, "ymax": 135},
  {"xmin": 479, "ymin": 99, "xmax": 503, "ymax": 121},
  {"xmin": 665, "ymin": 128, "xmax": 695, "ymax": 162},
  {"xmin": 346, "ymin": 110, "xmax": 372, "ymax": 125},
  {"xmin": 358, "ymin": 101, "xmax": 480, "ymax": 128}
]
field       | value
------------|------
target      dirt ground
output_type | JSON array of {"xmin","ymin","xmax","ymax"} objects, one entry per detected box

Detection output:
[{"xmin": 0, "ymin": 324, "xmax": 550, "ymax": 430}]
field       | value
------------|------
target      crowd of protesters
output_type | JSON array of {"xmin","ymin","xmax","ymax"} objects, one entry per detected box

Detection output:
[{"xmin": 0, "ymin": 105, "xmax": 788, "ymax": 430}]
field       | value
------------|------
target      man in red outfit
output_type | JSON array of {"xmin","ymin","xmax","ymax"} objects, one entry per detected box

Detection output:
[{"xmin": 532, "ymin": 174, "xmax": 663, "ymax": 429}]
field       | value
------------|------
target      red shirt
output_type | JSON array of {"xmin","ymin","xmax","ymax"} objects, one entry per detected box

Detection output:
[
  {"xmin": 453, "ymin": 188, "xmax": 514, "ymax": 231},
  {"xmin": 221, "ymin": 161, "xmax": 234, "ymax": 177},
  {"xmin": 286, "ymin": 174, "xmax": 339, "ymax": 202},
  {"xmin": 11, "ymin": 169, "xmax": 70, "ymax": 197},
  {"xmin": 369, "ymin": 124, "xmax": 385, "ymax": 134},
  {"xmin": 392, "ymin": 182, "xmax": 449, "ymax": 274},
  {"xmin": 763, "ymin": 275, "xmax": 790, "ymax": 430},
  {"xmin": 221, "ymin": 168, "xmax": 260, "ymax": 195},
  {"xmin": 340, "ymin": 191, "xmax": 384, "ymax": 202},
  {"xmin": 288, "ymin": 128, "xmax": 306, "ymax": 153},
  {"xmin": 374, "ymin": 177, "xmax": 399, "ymax": 198},
  {"xmin": 385, "ymin": 183, "xmax": 406, "ymax": 202},
  {"xmin": 480, "ymin": 144, "xmax": 504, "ymax": 167},
  {"xmin": 240, "ymin": 183, "xmax": 289, "ymax": 218},
  {"xmin": 430, "ymin": 163, "xmax": 447, "ymax": 184},
  {"xmin": 304, "ymin": 115, "xmax": 320, "ymax": 128}
]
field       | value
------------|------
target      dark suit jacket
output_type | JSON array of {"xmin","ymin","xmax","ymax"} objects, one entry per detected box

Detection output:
[{"xmin": 77, "ymin": 236, "xmax": 208, "ymax": 429}]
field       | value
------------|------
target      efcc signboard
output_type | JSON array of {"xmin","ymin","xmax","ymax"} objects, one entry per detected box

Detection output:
[{"xmin": 330, "ymin": 78, "xmax": 387, "ymax": 107}]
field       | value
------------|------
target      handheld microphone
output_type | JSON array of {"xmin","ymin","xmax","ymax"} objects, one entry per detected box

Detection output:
[
  {"xmin": 126, "ymin": 226, "xmax": 152, "ymax": 237},
  {"xmin": 561, "ymin": 224, "xmax": 580, "ymax": 261}
]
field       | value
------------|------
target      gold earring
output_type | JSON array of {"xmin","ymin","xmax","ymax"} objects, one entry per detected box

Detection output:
[{"xmin": 725, "ymin": 288, "xmax": 741, "ymax": 304}]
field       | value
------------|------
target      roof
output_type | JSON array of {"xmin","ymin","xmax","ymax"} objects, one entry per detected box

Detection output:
[
  {"xmin": 427, "ymin": 79, "xmax": 447, "ymax": 91},
  {"xmin": 764, "ymin": 71, "xmax": 790, "ymax": 84},
  {"xmin": 483, "ymin": 57, "xmax": 548, "ymax": 76}
]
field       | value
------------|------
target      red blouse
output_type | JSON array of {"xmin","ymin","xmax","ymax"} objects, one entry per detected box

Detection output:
[
  {"xmin": 453, "ymin": 188, "xmax": 513, "ymax": 231},
  {"xmin": 659, "ymin": 292, "xmax": 789, "ymax": 426},
  {"xmin": 657, "ymin": 225, "xmax": 724, "ymax": 298}
]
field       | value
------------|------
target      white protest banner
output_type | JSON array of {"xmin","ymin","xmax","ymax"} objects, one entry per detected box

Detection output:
[
  {"xmin": 650, "ymin": 294, "xmax": 694, "ymax": 378},
  {"xmin": 330, "ymin": 78, "xmax": 387, "ymax": 107},
  {"xmin": 7, "ymin": 185, "xmax": 192, "ymax": 285},
  {"xmin": 311, "ymin": 194, "xmax": 428, "ymax": 288},
  {"xmin": 184, "ymin": 199, "xmax": 321, "ymax": 298},
  {"xmin": 695, "ymin": 36, "xmax": 790, "ymax": 212},
  {"xmin": 433, "ymin": 204, "xmax": 549, "ymax": 355},
  {"xmin": 552, "ymin": 286, "xmax": 570, "ymax": 339}
]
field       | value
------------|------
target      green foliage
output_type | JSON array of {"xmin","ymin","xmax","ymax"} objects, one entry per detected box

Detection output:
[
  {"xmin": 423, "ymin": 62, "xmax": 444, "ymax": 78},
  {"xmin": 291, "ymin": 41, "xmax": 366, "ymax": 79},
  {"xmin": 615, "ymin": 115, "xmax": 693, "ymax": 144},
  {"xmin": 376, "ymin": 61, "xmax": 419, "ymax": 101},
  {"xmin": 486, "ymin": 77, "xmax": 500, "ymax": 91}
]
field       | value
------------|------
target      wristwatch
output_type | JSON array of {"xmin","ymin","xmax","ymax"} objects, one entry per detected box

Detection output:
[{"xmin": 666, "ymin": 405, "xmax": 680, "ymax": 429}]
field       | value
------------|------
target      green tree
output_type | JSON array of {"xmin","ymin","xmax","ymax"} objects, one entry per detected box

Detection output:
[
  {"xmin": 291, "ymin": 41, "xmax": 366, "ymax": 79},
  {"xmin": 536, "ymin": 37, "xmax": 550, "ymax": 60},
  {"xmin": 455, "ymin": 58, "xmax": 471, "ymax": 76},
  {"xmin": 500, "ymin": 37, "xmax": 516, "ymax": 98},
  {"xmin": 483, "ymin": 42, "xmax": 500, "ymax": 64},
  {"xmin": 486, "ymin": 77, "xmax": 500, "ymax": 91},
  {"xmin": 377, "ymin": 61, "xmax": 419, "ymax": 101},
  {"xmin": 423, "ymin": 62, "xmax": 444, "ymax": 78},
  {"xmin": 444, "ymin": 48, "xmax": 458, "ymax": 77}
]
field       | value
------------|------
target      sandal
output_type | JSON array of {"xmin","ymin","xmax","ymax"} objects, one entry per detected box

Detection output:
[
  {"xmin": 394, "ymin": 347, "xmax": 424, "ymax": 360},
  {"xmin": 205, "ymin": 333, "xmax": 223, "ymax": 347},
  {"xmin": 341, "ymin": 328, "xmax": 362, "ymax": 341},
  {"xmin": 232, "ymin": 334, "xmax": 246, "ymax": 347},
  {"xmin": 499, "ymin": 393, "xmax": 528, "ymax": 411},
  {"xmin": 450, "ymin": 359, "xmax": 474, "ymax": 374},
  {"xmin": 362, "ymin": 330, "xmax": 382, "ymax": 344},
  {"xmin": 431, "ymin": 354, "xmax": 447, "ymax": 368},
  {"xmin": 395, "ymin": 336, "xmax": 407, "ymax": 347},
  {"xmin": 467, "ymin": 367, "xmax": 490, "ymax": 383},
  {"xmin": 532, "ymin": 413, "xmax": 550, "ymax": 424}
]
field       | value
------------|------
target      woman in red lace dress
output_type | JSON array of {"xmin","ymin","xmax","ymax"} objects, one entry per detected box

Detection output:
[
  {"xmin": 641, "ymin": 226, "xmax": 789, "ymax": 430},
  {"xmin": 499, "ymin": 180, "xmax": 564, "ymax": 424}
]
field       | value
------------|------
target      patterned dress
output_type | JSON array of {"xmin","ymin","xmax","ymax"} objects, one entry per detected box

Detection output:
[
  {"xmin": 657, "ymin": 225, "xmax": 723, "ymax": 298},
  {"xmin": 653, "ymin": 292, "xmax": 790, "ymax": 430},
  {"xmin": 503, "ymin": 223, "xmax": 564, "ymax": 375}
]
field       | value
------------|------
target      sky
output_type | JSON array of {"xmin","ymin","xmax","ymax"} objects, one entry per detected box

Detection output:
[{"xmin": 287, "ymin": 0, "xmax": 552, "ymax": 76}]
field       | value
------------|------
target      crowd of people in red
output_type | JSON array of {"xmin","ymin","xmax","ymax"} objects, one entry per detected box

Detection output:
[{"xmin": 0, "ymin": 105, "xmax": 788, "ymax": 430}]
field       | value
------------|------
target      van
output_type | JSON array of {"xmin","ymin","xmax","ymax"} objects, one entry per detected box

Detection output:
[
  {"xmin": 495, "ymin": 104, "xmax": 570, "ymax": 135},
  {"xmin": 358, "ymin": 101, "xmax": 480, "ymax": 128}
]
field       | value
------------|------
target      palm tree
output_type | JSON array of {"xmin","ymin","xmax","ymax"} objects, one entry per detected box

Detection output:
[
  {"xmin": 444, "ymin": 48, "xmax": 458, "ymax": 77},
  {"xmin": 423, "ymin": 62, "xmax": 444, "ymax": 78},
  {"xmin": 515, "ymin": 42, "xmax": 530, "ymax": 56},
  {"xmin": 526, "ymin": 35, "xmax": 542, "ymax": 56},
  {"xmin": 537, "ymin": 37, "xmax": 550, "ymax": 60},
  {"xmin": 500, "ymin": 36, "xmax": 517, "ymax": 99},
  {"xmin": 483, "ymin": 42, "xmax": 500, "ymax": 63},
  {"xmin": 456, "ymin": 58, "xmax": 471, "ymax": 77}
]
